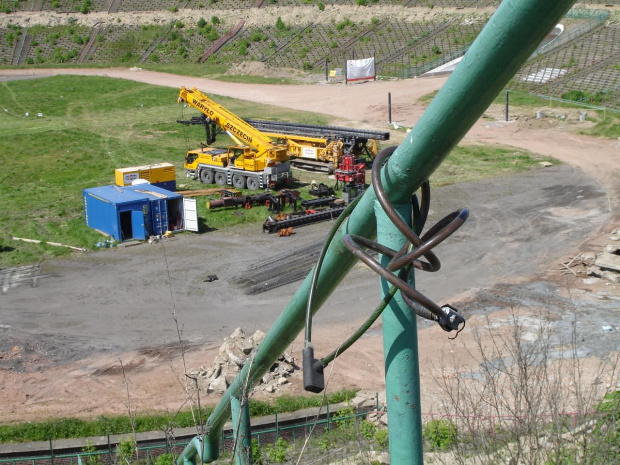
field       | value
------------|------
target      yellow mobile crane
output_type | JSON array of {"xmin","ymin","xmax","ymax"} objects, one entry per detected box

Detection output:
[
  {"xmin": 178, "ymin": 87, "xmax": 291, "ymax": 191},
  {"xmin": 178, "ymin": 91, "xmax": 390, "ymax": 176}
]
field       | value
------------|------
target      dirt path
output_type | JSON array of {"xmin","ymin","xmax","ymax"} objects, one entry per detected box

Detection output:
[{"xmin": 1, "ymin": 68, "xmax": 619, "ymax": 424}]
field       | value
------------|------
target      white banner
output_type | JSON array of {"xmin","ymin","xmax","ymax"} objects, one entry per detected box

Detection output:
[{"xmin": 346, "ymin": 57, "xmax": 375, "ymax": 82}]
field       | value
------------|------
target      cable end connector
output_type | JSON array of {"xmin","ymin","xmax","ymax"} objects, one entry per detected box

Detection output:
[
  {"xmin": 438, "ymin": 304, "xmax": 465, "ymax": 333},
  {"xmin": 302, "ymin": 346, "xmax": 325, "ymax": 393}
]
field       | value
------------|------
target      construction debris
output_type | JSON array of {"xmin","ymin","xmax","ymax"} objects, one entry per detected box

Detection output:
[
  {"xmin": 187, "ymin": 328, "xmax": 298, "ymax": 395},
  {"xmin": 277, "ymin": 227, "xmax": 294, "ymax": 237},
  {"xmin": 558, "ymin": 230, "xmax": 620, "ymax": 284},
  {"xmin": 12, "ymin": 236, "xmax": 87, "ymax": 252}
]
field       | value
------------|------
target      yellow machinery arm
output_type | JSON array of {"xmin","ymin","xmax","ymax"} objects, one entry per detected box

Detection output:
[{"xmin": 178, "ymin": 87, "xmax": 289, "ymax": 166}]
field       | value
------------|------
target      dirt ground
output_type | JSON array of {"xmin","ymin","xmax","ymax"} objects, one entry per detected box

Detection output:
[{"xmin": 1, "ymin": 68, "xmax": 619, "ymax": 425}]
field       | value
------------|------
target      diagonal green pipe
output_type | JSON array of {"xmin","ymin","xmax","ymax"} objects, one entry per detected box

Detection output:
[{"xmin": 177, "ymin": 0, "xmax": 576, "ymax": 462}]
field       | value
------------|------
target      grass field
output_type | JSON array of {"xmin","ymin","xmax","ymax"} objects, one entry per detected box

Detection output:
[{"xmin": 1, "ymin": 75, "xmax": 553, "ymax": 268}]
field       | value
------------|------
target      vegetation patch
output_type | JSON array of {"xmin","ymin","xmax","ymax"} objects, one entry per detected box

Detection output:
[{"xmin": 0, "ymin": 389, "xmax": 357, "ymax": 442}]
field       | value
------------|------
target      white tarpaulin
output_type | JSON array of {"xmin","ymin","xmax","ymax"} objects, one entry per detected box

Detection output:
[{"xmin": 346, "ymin": 57, "xmax": 375, "ymax": 82}]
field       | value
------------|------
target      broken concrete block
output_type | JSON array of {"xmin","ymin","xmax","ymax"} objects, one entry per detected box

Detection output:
[
  {"xmin": 595, "ymin": 252, "xmax": 620, "ymax": 272},
  {"xmin": 222, "ymin": 341, "xmax": 249, "ymax": 367},
  {"xmin": 601, "ymin": 271, "xmax": 620, "ymax": 283},
  {"xmin": 230, "ymin": 327, "xmax": 246, "ymax": 339},
  {"xmin": 587, "ymin": 266, "xmax": 602, "ymax": 277},
  {"xmin": 583, "ymin": 277, "xmax": 602, "ymax": 285},
  {"xmin": 277, "ymin": 377, "xmax": 289, "ymax": 386},
  {"xmin": 250, "ymin": 330, "xmax": 266, "ymax": 347},
  {"xmin": 605, "ymin": 244, "xmax": 620, "ymax": 254},
  {"xmin": 210, "ymin": 376, "xmax": 228, "ymax": 394},
  {"xmin": 581, "ymin": 252, "xmax": 597, "ymax": 263},
  {"xmin": 279, "ymin": 362, "xmax": 295, "ymax": 374}
]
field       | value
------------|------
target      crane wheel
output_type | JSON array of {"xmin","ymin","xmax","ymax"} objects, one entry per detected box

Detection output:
[
  {"xmin": 200, "ymin": 170, "xmax": 214, "ymax": 184},
  {"xmin": 215, "ymin": 172, "xmax": 227, "ymax": 186},
  {"xmin": 233, "ymin": 175, "xmax": 246, "ymax": 189},
  {"xmin": 247, "ymin": 177, "xmax": 259, "ymax": 191}
]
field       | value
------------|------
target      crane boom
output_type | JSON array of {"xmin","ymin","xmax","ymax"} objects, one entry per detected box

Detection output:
[{"xmin": 178, "ymin": 87, "xmax": 288, "ymax": 163}]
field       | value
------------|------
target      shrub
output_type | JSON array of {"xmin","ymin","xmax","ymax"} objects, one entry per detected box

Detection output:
[
  {"xmin": 115, "ymin": 437, "xmax": 135, "ymax": 465},
  {"xmin": 197, "ymin": 17, "xmax": 206, "ymax": 28},
  {"xmin": 154, "ymin": 453, "xmax": 174, "ymax": 465},
  {"xmin": 81, "ymin": 441, "xmax": 102, "ymax": 465},
  {"xmin": 302, "ymin": 62, "xmax": 313, "ymax": 71},
  {"xmin": 211, "ymin": 16, "xmax": 220, "ymax": 25},
  {"xmin": 264, "ymin": 438, "xmax": 289, "ymax": 464},
  {"xmin": 80, "ymin": 0, "xmax": 93, "ymax": 14},
  {"xmin": 238, "ymin": 39, "xmax": 248, "ymax": 56},
  {"xmin": 318, "ymin": 2, "xmax": 324, "ymax": 10},
  {"xmin": 169, "ymin": 6, "xmax": 178, "ymax": 13},
  {"xmin": 336, "ymin": 18, "xmax": 354, "ymax": 30},
  {"xmin": 374, "ymin": 428, "xmax": 389, "ymax": 449},
  {"xmin": 251, "ymin": 439, "xmax": 264, "ymax": 465},
  {"xmin": 174, "ymin": 21, "xmax": 184, "ymax": 29},
  {"xmin": 333, "ymin": 405, "xmax": 355, "ymax": 430},
  {"xmin": 275, "ymin": 17, "xmax": 287, "ymax": 31},
  {"xmin": 250, "ymin": 30, "xmax": 267, "ymax": 42},
  {"xmin": 423, "ymin": 419, "xmax": 457, "ymax": 451},
  {"xmin": 360, "ymin": 420, "xmax": 377, "ymax": 439},
  {"xmin": 356, "ymin": 0, "xmax": 367, "ymax": 5}
]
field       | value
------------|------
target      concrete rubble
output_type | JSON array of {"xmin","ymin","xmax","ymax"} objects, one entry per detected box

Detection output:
[
  {"xmin": 579, "ymin": 230, "xmax": 620, "ymax": 284},
  {"xmin": 188, "ymin": 328, "xmax": 298, "ymax": 395}
]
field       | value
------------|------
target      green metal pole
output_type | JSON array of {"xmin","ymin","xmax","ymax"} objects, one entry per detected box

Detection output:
[
  {"xmin": 376, "ymin": 202, "xmax": 422, "ymax": 464},
  {"xmin": 176, "ymin": 1, "xmax": 576, "ymax": 463},
  {"xmin": 230, "ymin": 396, "xmax": 252, "ymax": 465}
]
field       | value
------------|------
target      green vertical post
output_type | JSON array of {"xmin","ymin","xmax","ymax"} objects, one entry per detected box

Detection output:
[
  {"xmin": 230, "ymin": 396, "xmax": 252, "ymax": 465},
  {"xmin": 376, "ymin": 202, "xmax": 422, "ymax": 464},
  {"xmin": 326, "ymin": 402, "xmax": 330, "ymax": 432},
  {"xmin": 176, "ymin": 2, "xmax": 577, "ymax": 464},
  {"xmin": 275, "ymin": 411, "xmax": 279, "ymax": 440}
]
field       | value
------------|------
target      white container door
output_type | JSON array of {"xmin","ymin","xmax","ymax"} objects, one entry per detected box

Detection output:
[{"xmin": 183, "ymin": 198, "xmax": 199, "ymax": 232}]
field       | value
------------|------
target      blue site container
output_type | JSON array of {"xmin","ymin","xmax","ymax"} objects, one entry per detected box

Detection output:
[
  {"xmin": 83, "ymin": 185, "xmax": 185, "ymax": 241},
  {"xmin": 124, "ymin": 184, "xmax": 184, "ymax": 235}
]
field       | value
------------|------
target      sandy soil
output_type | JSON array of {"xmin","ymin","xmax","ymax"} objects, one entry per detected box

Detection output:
[{"xmin": 1, "ymin": 68, "xmax": 619, "ymax": 425}]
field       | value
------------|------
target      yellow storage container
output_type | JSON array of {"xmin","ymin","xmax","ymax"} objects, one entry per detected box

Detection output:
[{"xmin": 115, "ymin": 163, "xmax": 176, "ymax": 191}]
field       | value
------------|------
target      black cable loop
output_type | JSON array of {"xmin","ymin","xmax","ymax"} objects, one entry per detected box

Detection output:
[
  {"xmin": 302, "ymin": 145, "xmax": 469, "ymax": 393},
  {"xmin": 342, "ymin": 146, "xmax": 469, "ymax": 329}
]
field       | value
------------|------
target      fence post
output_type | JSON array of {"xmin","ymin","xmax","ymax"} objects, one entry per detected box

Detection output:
[
  {"xmin": 376, "ymin": 392, "xmax": 379, "ymax": 412},
  {"xmin": 326, "ymin": 402, "xmax": 330, "ymax": 432},
  {"xmin": 107, "ymin": 433, "xmax": 112, "ymax": 464},
  {"xmin": 388, "ymin": 92, "xmax": 392, "ymax": 124},
  {"xmin": 505, "ymin": 89, "xmax": 510, "ymax": 121},
  {"xmin": 49, "ymin": 439, "xmax": 54, "ymax": 465},
  {"xmin": 275, "ymin": 411, "xmax": 279, "ymax": 440}
]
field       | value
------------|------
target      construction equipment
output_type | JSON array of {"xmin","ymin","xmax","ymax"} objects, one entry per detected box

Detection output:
[
  {"xmin": 334, "ymin": 154, "xmax": 367, "ymax": 203},
  {"xmin": 178, "ymin": 87, "xmax": 291, "ymax": 191},
  {"xmin": 178, "ymin": 114, "xmax": 390, "ymax": 174},
  {"xmin": 247, "ymin": 119, "xmax": 389, "ymax": 173},
  {"xmin": 207, "ymin": 190, "xmax": 299, "ymax": 212},
  {"xmin": 262, "ymin": 205, "xmax": 347, "ymax": 233}
]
